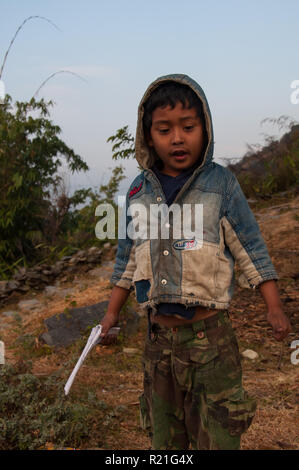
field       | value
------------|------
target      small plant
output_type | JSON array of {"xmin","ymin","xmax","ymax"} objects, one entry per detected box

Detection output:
[{"xmin": 0, "ymin": 361, "xmax": 110, "ymax": 450}]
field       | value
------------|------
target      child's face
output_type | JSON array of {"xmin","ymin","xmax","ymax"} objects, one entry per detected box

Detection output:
[{"xmin": 147, "ymin": 101, "xmax": 205, "ymax": 177}]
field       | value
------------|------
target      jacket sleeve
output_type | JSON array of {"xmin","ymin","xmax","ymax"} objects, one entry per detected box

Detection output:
[
  {"xmin": 110, "ymin": 191, "xmax": 136, "ymax": 291},
  {"xmin": 222, "ymin": 173, "xmax": 279, "ymax": 289}
]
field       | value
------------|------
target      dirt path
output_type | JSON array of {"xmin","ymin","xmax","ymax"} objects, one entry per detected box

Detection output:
[{"xmin": 0, "ymin": 195, "xmax": 298, "ymax": 450}]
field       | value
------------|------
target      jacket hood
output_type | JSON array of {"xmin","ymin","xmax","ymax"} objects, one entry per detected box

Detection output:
[{"xmin": 135, "ymin": 74, "xmax": 214, "ymax": 173}]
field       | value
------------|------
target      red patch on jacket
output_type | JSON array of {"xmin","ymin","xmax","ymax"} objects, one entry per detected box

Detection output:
[{"xmin": 129, "ymin": 181, "xmax": 143, "ymax": 198}]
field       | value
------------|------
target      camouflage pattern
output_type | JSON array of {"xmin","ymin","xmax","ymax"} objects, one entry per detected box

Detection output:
[{"xmin": 139, "ymin": 310, "xmax": 257, "ymax": 450}]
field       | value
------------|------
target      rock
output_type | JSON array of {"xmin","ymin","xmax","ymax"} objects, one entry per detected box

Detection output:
[
  {"xmin": 0, "ymin": 281, "xmax": 8, "ymax": 294},
  {"xmin": 16, "ymin": 285, "xmax": 30, "ymax": 293},
  {"xmin": 0, "ymin": 246, "xmax": 110, "ymax": 305},
  {"xmin": 58, "ymin": 288, "xmax": 75, "ymax": 298},
  {"xmin": 242, "ymin": 349, "xmax": 259, "ymax": 360},
  {"xmin": 13, "ymin": 268, "xmax": 27, "ymax": 281},
  {"xmin": 18, "ymin": 299, "xmax": 41, "ymax": 311},
  {"xmin": 60, "ymin": 256, "xmax": 72, "ymax": 262},
  {"xmin": 42, "ymin": 270, "xmax": 52, "ymax": 276},
  {"xmin": 88, "ymin": 246, "xmax": 101, "ymax": 254},
  {"xmin": 88, "ymin": 267, "xmax": 104, "ymax": 277},
  {"xmin": 6, "ymin": 280, "xmax": 20, "ymax": 291},
  {"xmin": 44, "ymin": 285, "xmax": 59, "ymax": 297},
  {"xmin": 26, "ymin": 271, "xmax": 41, "ymax": 280},
  {"xmin": 39, "ymin": 301, "xmax": 109, "ymax": 348},
  {"xmin": 40, "ymin": 302, "xmax": 141, "ymax": 348},
  {"xmin": 76, "ymin": 250, "xmax": 86, "ymax": 258},
  {"xmin": 122, "ymin": 348, "xmax": 140, "ymax": 355},
  {"xmin": 2, "ymin": 310, "xmax": 18, "ymax": 317}
]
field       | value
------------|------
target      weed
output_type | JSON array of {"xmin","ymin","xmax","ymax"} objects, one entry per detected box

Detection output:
[{"xmin": 0, "ymin": 360, "xmax": 110, "ymax": 450}]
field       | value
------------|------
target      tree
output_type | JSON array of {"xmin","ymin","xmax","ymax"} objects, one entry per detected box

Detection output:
[{"xmin": 0, "ymin": 95, "xmax": 88, "ymax": 268}]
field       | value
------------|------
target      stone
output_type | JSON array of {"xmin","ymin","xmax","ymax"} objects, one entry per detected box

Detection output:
[
  {"xmin": 6, "ymin": 280, "xmax": 20, "ymax": 291},
  {"xmin": 26, "ymin": 271, "xmax": 41, "ymax": 280},
  {"xmin": 16, "ymin": 285, "xmax": 30, "ymax": 292},
  {"xmin": 122, "ymin": 348, "xmax": 140, "ymax": 355},
  {"xmin": 60, "ymin": 256, "xmax": 72, "ymax": 262},
  {"xmin": 2, "ymin": 311, "xmax": 18, "ymax": 317},
  {"xmin": 0, "ymin": 281, "xmax": 8, "ymax": 294},
  {"xmin": 88, "ymin": 246, "xmax": 101, "ymax": 254},
  {"xmin": 13, "ymin": 267, "xmax": 27, "ymax": 281},
  {"xmin": 242, "ymin": 349, "xmax": 259, "ymax": 360},
  {"xmin": 39, "ymin": 301, "xmax": 109, "ymax": 347},
  {"xmin": 44, "ymin": 285, "xmax": 59, "ymax": 297},
  {"xmin": 18, "ymin": 299, "xmax": 41, "ymax": 311},
  {"xmin": 76, "ymin": 250, "xmax": 86, "ymax": 258},
  {"xmin": 40, "ymin": 302, "xmax": 140, "ymax": 348},
  {"xmin": 88, "ymin": 267, "xmax": 103, "ymax": 277},
  {"xmin": 42, "ymin": 270, "xmax": 52, "ymax": 275}
]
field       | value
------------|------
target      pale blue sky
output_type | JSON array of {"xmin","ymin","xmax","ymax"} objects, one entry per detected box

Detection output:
[{"xmin": 1, "ymin": 0, "xmax": 299, "ymax": 197}]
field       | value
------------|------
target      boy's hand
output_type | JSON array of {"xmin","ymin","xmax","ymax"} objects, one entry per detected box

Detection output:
[
  {"xmin": 259, "ymin": 280, "xmax": 292, "ymax": 341},
  {"xmin": 100, "ymin": 312, "xmax": 119, "ymax": 345},
  {"xmin": 99, "ymin": 285, "xmax": 130, "ymax": 345},
  {"xmin": 266, "ymin": 307, "xmax": 292, "ymax": 341}
]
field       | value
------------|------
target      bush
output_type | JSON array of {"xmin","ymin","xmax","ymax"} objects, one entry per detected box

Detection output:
[{"xmin": 0, "ymin": 361, "xmax": 105, "ymax": 450}]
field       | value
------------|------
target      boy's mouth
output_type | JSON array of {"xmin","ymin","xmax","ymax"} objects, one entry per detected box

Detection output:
[{"xmin": 171, "ymin": 150, "xmax": 188, "ymax": 160}]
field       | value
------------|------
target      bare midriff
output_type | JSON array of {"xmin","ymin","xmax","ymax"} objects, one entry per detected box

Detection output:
[{"xmin": 150, "ymin": 305, "xmax": 220, "ymax": 328}]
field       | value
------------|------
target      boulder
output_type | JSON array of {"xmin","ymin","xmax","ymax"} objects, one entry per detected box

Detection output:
[
  {"xmin": 18, "ymin": 299, "xmax": 41, "ymax": 311},
  {"xmin": 39, "ymin": 302, "xmax": 140, "ymax": 348}
]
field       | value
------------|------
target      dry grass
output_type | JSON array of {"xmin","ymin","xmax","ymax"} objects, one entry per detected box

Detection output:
[{"xmin": 0, "ymin": 195, "xmax": 298, "ymax": 450}]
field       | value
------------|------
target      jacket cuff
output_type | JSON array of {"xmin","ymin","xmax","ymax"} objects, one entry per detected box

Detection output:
[
  {"xmin": 110, "ymin": 275, "xmax": 134, "ymax": 291},
  {"xmin": 248, "ymin": 272, "xmax": 279, "ymax": 289}
]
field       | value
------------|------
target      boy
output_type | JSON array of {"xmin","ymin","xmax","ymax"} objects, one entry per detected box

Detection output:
[{"xmin": 100, "ymin": 74, "xmax": 291, "ymax": 450}]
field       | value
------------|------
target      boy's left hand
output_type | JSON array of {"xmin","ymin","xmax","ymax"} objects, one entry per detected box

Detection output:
[{"xmin": 266, "ymin": 307, "xmax": 292, "ymax": 341}]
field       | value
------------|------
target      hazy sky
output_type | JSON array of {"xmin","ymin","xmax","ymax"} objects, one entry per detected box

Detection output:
[{"xmin": 1, "ymin": 0, "xmax": 299, "ymax": 197}]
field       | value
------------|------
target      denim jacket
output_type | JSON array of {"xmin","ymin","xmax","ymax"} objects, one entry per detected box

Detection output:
[{"xmin": 110, "ymin": 74, "xmax": 278, "ymax": 315}]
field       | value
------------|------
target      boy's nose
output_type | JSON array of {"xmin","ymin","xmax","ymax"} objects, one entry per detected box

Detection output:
[{"xmin": 171, "ymin": 128, "xmax": 184, "ymax": 144}]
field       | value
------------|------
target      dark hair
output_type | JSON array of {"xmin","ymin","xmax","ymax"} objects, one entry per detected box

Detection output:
[{"xmin": 142, "ymin": 81, "xmax": 206, "ymax": 138}]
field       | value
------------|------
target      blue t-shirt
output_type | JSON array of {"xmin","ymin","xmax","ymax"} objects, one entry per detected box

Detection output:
[{"xmin": 152, "ymin": 161, "xmax": 200, "ymax": 319}]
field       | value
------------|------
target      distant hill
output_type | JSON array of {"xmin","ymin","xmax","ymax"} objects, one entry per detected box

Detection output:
[{"xmin": 227, "ymin": 124, "xmax": 299, "ymax": 199}]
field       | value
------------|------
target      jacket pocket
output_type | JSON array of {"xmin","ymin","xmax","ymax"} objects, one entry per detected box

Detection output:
[{"xmin": 181, "ymin": 241, "xmax": 218, "ymax": 299}]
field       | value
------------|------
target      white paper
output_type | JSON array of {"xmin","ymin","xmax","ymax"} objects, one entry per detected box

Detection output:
[{"xmin": 64, "ymin": 325, "xmax": 120, "ymax": 395}]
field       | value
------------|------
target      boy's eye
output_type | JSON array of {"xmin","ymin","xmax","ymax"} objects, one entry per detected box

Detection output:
[
  {"xmin": 184, "ymin": 126, "xmax": 194, "ymax": 131},
  {"xmin": 159, "ymin": 129, "xmax": 169, "ymax": 134}
]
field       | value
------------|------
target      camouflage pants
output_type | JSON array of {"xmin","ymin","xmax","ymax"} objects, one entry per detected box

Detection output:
[{"xmin": 139, "ymin": 310, "xmax": 256, "ymax": 450}]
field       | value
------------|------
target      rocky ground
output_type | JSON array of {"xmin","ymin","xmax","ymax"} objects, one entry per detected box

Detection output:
[{"xmin": 0, "ymin": 193, "xmax": 298, "ymax": 450}]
